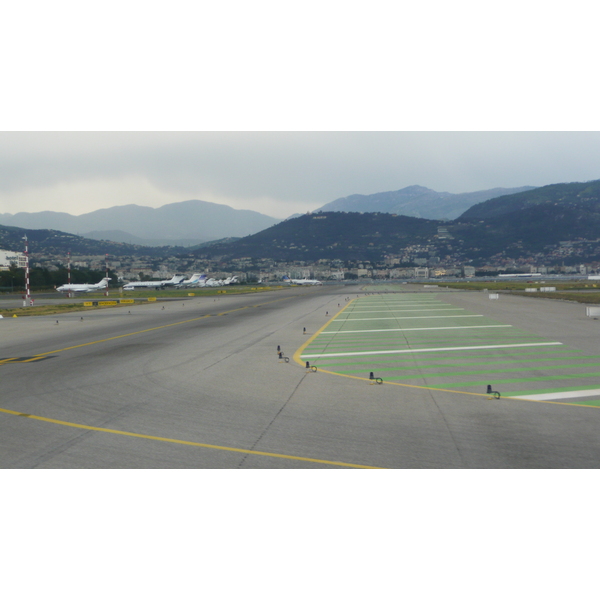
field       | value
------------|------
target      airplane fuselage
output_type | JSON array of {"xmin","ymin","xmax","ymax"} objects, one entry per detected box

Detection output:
[{"xmin": 56, "ymin": 277, "xmax": 111, "ymax": 293}]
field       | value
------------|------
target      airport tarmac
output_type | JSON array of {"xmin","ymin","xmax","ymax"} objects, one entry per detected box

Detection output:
[{"xmin": 2, "ymin": 283, "xmax": 600, "ymax": 468}]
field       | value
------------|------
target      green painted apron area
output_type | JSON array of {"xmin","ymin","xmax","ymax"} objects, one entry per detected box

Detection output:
[{"xmin": 300, "ymin": 292, "xmax": 600, "ymax": 401}]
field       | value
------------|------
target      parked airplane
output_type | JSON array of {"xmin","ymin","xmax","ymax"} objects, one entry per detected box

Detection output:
[
  {"xmin": 205, "ymin": 276, "xmax": 239, "ymax": 287},
  {"xmin": 122, "ymin": 275, "xmax": 186, "ymax": 291},
  {"xmin": 282, "ymin": 275, "xmax": 322, "ymax": 286},
  {"xmin": 56, "ymin": 277, "xmax": 112, "ymax": 294},
  {"xmin": 176, "ymin": 274, "xmax": 207, "ymax": 288}
]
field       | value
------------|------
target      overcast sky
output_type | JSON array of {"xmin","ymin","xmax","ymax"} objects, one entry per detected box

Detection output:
[
  {"xmin": 1, "ymin": 132, "xmax": 600, "ymax": 219},
  {"xmin": 1, "ymin": 2, "xmax": 599, "ymax": 220}
]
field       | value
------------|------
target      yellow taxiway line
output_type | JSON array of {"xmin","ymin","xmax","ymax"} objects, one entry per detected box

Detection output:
[
  {"xmin": 8, "ymin": 295, "xmax": 293, "ymax": 360},
  {"xmin": 1, "ymin": 292, "xmax": 383, "ymax": 468},
  {"xmin": 0, "ymin": 407, "xmax": 380, "ymax": 469}
]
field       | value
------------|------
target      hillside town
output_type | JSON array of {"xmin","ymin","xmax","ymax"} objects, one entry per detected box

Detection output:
[{"xmin": 1, "ymin": 239, "xmax": 597, "ymax": 288}]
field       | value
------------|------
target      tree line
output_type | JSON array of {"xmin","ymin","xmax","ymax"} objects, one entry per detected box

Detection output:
[{"xmin": 0, "ymin": 266, "xmax": 119, "ymax": 292}]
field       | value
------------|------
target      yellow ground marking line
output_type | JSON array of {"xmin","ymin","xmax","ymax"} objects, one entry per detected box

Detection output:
[
  {"xmin": 16, "ymin": 296, "xmax": 292, "ymax": 360},
  {"xmin": 0, "ymin": 407, "xmax": 380, "ymax": 469},
  {"xmin": 1, "ymin": 293, "xmax": 379, "ymax": 468},
  {"xmin": 294, "ymin": 298, "xmax": 600, "ymax": 411},
  {"xmin": 293, "ymin": 299, "xmax": 356, "ymax": 365}
]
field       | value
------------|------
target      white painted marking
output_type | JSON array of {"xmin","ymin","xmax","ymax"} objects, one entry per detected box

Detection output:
[
  {"xmin": 334, "ymin": 315, "xmax": 482, "ymax": 322},
  {"xmin": 301, "ymin": 342, "xmax": 562, "ymax": 359},
  {"xmin": 355, "ymin": 300, "xmax": 450, "ymax": 308},
  {"xmin": 344, "ymin": 308, "xmax": 459, "ymax": 313},
  {"xmin": 511, "ymin": 389, "xmax": 600, "ymax": 401},
  {"xmin": 321, "ymin": 325, "xmax": 510, "ymax": 334}
]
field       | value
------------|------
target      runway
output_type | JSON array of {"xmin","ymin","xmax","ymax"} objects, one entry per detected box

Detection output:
[{"xmin": 3, "ymin": 284, "xmax": 600, "ymax": 468}]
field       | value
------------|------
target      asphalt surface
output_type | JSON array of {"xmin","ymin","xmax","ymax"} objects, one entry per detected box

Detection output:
[{"xmin": 2, "ymin": 284, "xmax": 600, "ymax": 468}]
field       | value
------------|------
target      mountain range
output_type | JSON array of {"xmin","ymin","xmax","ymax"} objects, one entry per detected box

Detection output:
[
  {"xmin": 0, "ymin": 185, "xmax": 534, "ymax": 248},
  {"xmin": 317, "ymin": 185, "xmax": 536, "ymax": 219},
  {"xmin": 0, "ymin": 200, "xmax": 280, "ymax": 247},
  {"xmin": 195, "ymin": 180, "xmax": 600, "ymax": 263},
  {"xmin": 3, "ymin": 180, "xmax": 600, "ymax": 265}
]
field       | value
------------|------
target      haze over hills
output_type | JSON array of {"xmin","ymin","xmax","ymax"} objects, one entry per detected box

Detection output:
[
  {"xmin": 318, "ymin": 185, "xmax": 536, "ymax": 219},
  {"xmin": 0, "ymin": 200, "xmax": 280, "ymax": 247},
  {"xmin": 83, "ymin": 230, "xmax": 207, "ymax": 247}
]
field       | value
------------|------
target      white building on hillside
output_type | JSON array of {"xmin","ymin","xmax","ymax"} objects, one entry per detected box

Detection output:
[{"xmin": 0, "ymin": 249, "xmax": 26, "ymax": 271}]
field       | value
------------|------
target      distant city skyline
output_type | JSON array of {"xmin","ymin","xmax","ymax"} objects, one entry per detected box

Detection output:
[{"xmin": 1, "ymin": 132, "xmax": 600, "ymax": 220}]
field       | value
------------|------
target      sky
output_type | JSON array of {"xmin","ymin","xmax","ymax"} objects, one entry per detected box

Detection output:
[
  {"xmin": 2, "ymin": 131, "xmax": 600, "ymax": 220},
  {"xmin": 1, "ymin": 2, "xmax": 599, "ymax": 221}
]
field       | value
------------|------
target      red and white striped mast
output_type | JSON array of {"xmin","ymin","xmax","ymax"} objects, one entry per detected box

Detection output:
[
  {"xmin": 23, "ymin": 235, "xmax": 31, "ymax": 307},
  {"xmin": 105, "ymin": 254, "xmax": 109, "ymax": 296},
  {"xmin": 67, "ymin": 250, "xmax": 72, "ymax": 298}
]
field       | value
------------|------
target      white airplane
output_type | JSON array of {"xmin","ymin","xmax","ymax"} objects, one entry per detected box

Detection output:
[
  {"xmin": 203, "ymin": 276, "xmax": 239, "ymax": 287},
  {"xmin": 282, "ymin": 275, "xmax": 322, "ymax": 286},
  {"xmin": 122, "ymin": 275, "xmax": 186, "ymax": 291},
  {"xmin": 56, "ymin": 277, "xmax": 112, "ymax": 294},
  {"xmin": 176, "ymin": 274, "xmax": 207, "ymax": 288}
]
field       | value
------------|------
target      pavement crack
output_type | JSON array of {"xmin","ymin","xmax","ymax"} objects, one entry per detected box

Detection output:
[{"xmin": 236, "ymin": 372, "xmax": 308, "ymax": 468}]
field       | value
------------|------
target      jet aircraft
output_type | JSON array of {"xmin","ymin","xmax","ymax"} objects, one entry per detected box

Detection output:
[
  {"xmin": 205, "ymin": 276, "xmax": 239, "ymax": 287},
  {"xmin": 56, "ymin": 277, "xmax": 112, "ymax": 294},
  {"xmin": 122, "ymin": 275, "xmax": 186, "ymax": 291},
  {"xmin": 282, "ymin": 275, "xmax": 322, "ymax": 286},
  {"xmin": 176, "ymin": 274, "xmax": 207, "ymax": 288}
]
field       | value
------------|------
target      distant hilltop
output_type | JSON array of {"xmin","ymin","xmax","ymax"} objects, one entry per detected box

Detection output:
[
  {"xmin": 0, "ymin": 199, "xmax": 281, "ymax": 247},
  {"xmin": 317, "ymin": 185, "xmax": 536, "ymax": 220}
]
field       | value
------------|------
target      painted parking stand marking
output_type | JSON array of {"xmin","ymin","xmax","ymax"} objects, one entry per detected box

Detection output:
[
  {"xmin": 302, "ymin": 342, "xmax": 563, "ymax": 359},
  {"xmin": 320, "ymin": 325, "xmax": 511, "ymax": 335},
  {"xmin": 508, "ymin": 385, "xmax": 600, "ymax": 399},
  {"xmin": 313, "ymin": 351, "xmax": 588, "ymax": 369},
  {"xmin": 333, "ymin": 315, "xmax": 483, "ymax": 322},
  {"xmin": 296, "ymin": 290, "xmax": 600, "ymax": 408},
  {"xmin": 340, "ymin": 304, "xmax": 465, "ymax": 315},
  {"xmin": 512, "ymin": 389, "xmax": 600, "ymax": 401},
  {"xmin": 427, "ymin": 370, "xmax": 600, "ymax": 388},
  {"xmin": 331, "ymin": 361, "xmax": 600, "ymax": 378}
]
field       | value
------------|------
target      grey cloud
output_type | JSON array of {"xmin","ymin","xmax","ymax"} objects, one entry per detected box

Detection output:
[{"xmin": 1, "ymin": 132, "xmax": 600, "ymax": 210}]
